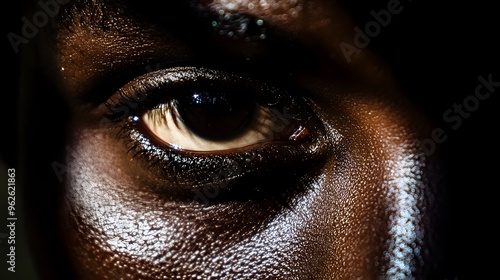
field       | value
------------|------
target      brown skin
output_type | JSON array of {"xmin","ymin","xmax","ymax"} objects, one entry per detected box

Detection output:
[{"xmin": 20, "ymin": 0, "xmax": 444, "ymax": 279}]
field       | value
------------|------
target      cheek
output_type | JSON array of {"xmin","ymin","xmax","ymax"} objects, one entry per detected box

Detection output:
[
  {"xmin": 59, "ymin": 128, "xmax": 330, "ymax": 279},
  {"xmin": 307, "ymin": 93, "xmax": 438, "ymax": 278}
]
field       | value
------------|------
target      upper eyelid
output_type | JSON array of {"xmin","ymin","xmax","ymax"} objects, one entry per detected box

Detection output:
[{"xmin": 102, "ymin": 66, "xmax": 319, "ymax": 146}]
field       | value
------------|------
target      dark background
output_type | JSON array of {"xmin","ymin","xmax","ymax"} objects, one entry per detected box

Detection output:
[
  {"xmin": 340, "ymin": 0, "xmax": 499, "ymax": 278},
  {"xmin": 2, "ymin": 0, "xmax": 499, "ymax": 279}
]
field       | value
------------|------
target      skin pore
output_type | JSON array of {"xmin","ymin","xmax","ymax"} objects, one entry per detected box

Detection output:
[{"xmin": 20, "ymin": 0, "xmax": 446, "ymax": 279}]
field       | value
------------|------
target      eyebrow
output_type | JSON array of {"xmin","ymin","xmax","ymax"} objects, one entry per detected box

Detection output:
[
  {"xmin": 55, "ymin": 0, "xmax": 359, "ymax": 67},
  {"xmin": 55, "ymin": 0, "xmax": 323, "ymax": 61}
]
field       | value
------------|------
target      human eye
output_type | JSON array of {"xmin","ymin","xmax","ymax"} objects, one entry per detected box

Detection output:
[
  {"xmin": 101, "ymin": 66, "xmax": 330, "ymax": 200},
  {"xmin": 137, "ymin": 67, "xmax": 311, "ymax": 151}
]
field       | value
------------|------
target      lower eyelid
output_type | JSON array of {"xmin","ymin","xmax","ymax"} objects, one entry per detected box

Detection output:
[{"xmin": 118, "ymin": 120, "xmax": 331, "ymax": 201}]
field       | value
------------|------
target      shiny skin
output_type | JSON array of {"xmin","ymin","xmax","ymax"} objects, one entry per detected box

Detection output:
[{"xmin": 22, "ymin": 0, "xmax": 444, "ymax": 279}]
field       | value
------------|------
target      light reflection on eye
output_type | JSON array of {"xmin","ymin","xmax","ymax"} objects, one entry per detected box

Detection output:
[{"xmin": 140, "ymin": 91, "xmax": 311, "ymax": 152}]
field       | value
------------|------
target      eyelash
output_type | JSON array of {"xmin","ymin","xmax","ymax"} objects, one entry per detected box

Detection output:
[
  {"xmin": 145, "ymin": 102, "xmax": 179, "ymax": 128},
  {"xmin": 102, "ymin": 67, "xmax": 328, "ymax": 204}
]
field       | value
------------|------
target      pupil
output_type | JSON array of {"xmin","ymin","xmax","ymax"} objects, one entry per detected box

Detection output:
[{"xmin": 174, "ymin": 91, "xmax": 256, "ymax": 141}]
